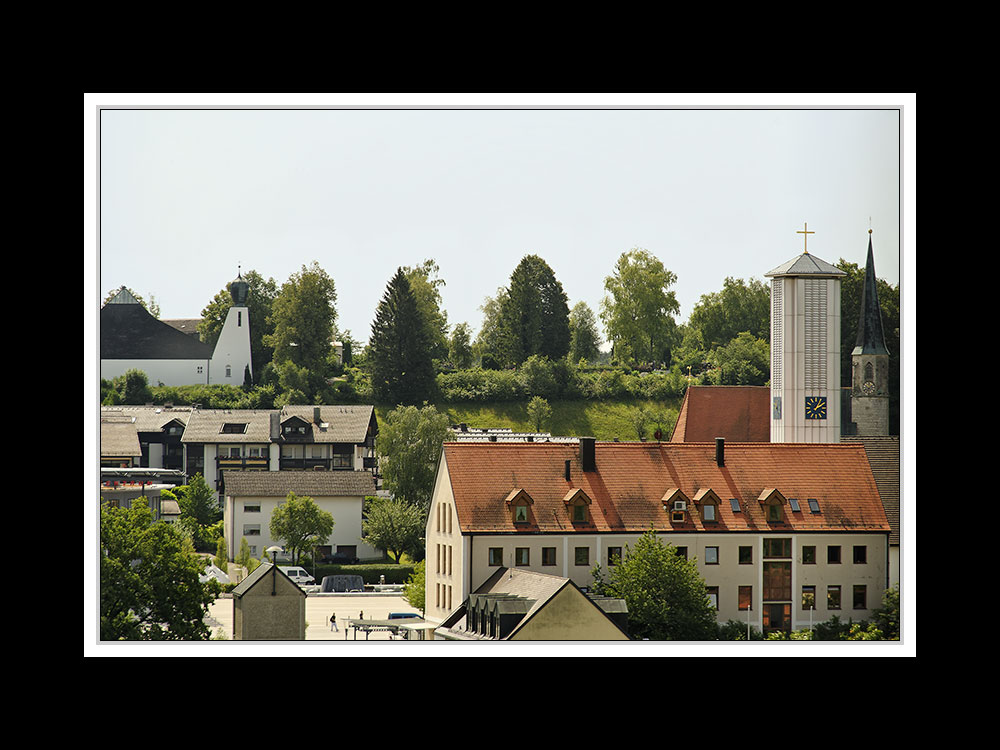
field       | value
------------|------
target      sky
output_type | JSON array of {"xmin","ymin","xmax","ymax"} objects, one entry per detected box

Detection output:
[{"xmin": 91, "ymin": 96, "xmax": 909, "ymax": 349}]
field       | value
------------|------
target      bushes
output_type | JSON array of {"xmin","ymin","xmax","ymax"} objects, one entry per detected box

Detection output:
[{"xmin": 435, "ymin": 358, "xmax": 688, "ymax": 404}]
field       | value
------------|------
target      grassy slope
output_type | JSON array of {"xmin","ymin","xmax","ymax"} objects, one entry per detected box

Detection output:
[{"xmin": 376, "ymin": 399, "xmax": 682, "ymax": 441}]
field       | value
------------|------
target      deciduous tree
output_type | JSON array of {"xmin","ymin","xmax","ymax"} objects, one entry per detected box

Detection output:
[
  {"xmin": 498, "ymin": 255, "xmax": 571, "ymax": 366},
  {"xmin": 361, "ymin": 496, "xmax": 425, "ymax": 563},
  {"xmin": 600, "ymin": 248, "xmax": 680, "ymax": 366},
  {"xmin": 100, "ymin": 498, "xmax": 221, "ymax": 640},
  {"xmin": 377, "ymin": 404, "xmax": 453, "ymax": 511},
  {"xmin": 269, "ymin": 492, "xmax": 335, "ymax": 565},
  {"xmin": 591, "ymin": 528, "xmax": 717, "ymax": 641},
  {"xmin": 569, "ymin": 301, "xmax": 602, "ymax": 363}
]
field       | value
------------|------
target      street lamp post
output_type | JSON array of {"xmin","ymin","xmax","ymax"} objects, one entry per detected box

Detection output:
[{"xmin": 266, "ymin": 545, "xmax": 282, "ymax": 596}]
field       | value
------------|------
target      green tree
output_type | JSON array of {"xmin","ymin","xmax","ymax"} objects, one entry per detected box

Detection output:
[
  {"xmin": 591, "ymin": 528, "xmax": 717, "ymax": 641},
  {"xmin": 361, "ymin": 496, "xmax": 426, "ymax": 563},
  {"xmin": 269, "ymin": 492, "xmax": 335, "ymax": 565},
  {"xmin": 706, "ymin": 332, "xmax": 770, "ymax": 386},
  {"xmin": 235, "ymin": 537, "xmax": 253, "ymax": 570},
  {"xmin": 404, "ymin": 559, "xmax": 426, "ymax": 613},
  {"xmin": 525, "ymin": 395, "xmax": 552, "ymax": 432},
  {"xmin": 449, "ymin": 322, "xmax": 475, "ymax": 369},
  {"xmin": 101, "ymin": 498, "xmax": 221, "ymax": 640},
  {"xmin": 377, "ymin": 404, "xmax": 453, "ymax": 511},
  {"xmin": 688, "ymin": 276, "xmax": 771, "ymax": 351},
  {"xmin": 103, "ymin": 368, "xmax": 154, "ymax": 404},
  {"xmin": 600, "ymin": 248, "xmax": 681, "ymax": 366},
  {"xmin": 264, "ymin": 262, "xmax": 338, "ymax": 395},
  {"xmin": 403, "ymin": 259, "xmax": 450, "ymax": 362},
  {"xmin": 368, "ymin": 268, "xmax": 437, "ymax": 405},
  {"xmin": 473, "ymin": 288, "xmax": 509, "ymax": 368},
  {"xmin": 569, "ymin": 301, "xmax": 602, "ymax": 363},
  {"xmin": 213, "ymin": 537, "xmax": 229, "ymax": 572},
  {"xmin": 199, "ymin": 270, "xmax": 279, "ymax": 382},
  {"xmin": 498, "ymin": 255, "xmax": 571, "ymax": 366}
]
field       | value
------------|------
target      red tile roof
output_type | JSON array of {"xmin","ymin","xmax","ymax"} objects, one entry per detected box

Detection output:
[
  {"xmin": 443, "ymin": 441, "xmax": 888, "ymax": 535},
  {"xmin": 670, "ymin": 385, "xmax": 770, "ymax": 443}
]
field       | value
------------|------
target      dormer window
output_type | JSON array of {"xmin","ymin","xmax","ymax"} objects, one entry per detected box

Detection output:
[
  {"xmin": 662, "ymin": 488, "xmax": 691, "ymax": 524},
  {"xmin": 220, "ymin": 422, "xmax": 248, "ymax": 435},
  {"xmin": 694, "ymin": 488, "xmax": 721, "ymax": 524},
  {"xmin": 563, "ymin": 488, "xmax": 592, "ymax": 525},
  {"xmin": 504, "ymin": 489, "xmax": 533, "ymax": 525},
  {"xmin": 758, "ymin": 488, "xmax": 787, "ymax": 524}
]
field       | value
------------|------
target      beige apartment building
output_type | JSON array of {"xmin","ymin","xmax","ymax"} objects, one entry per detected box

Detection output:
[{"xmin": 426, "ymin": 438, "xmax": 890, "ymax": 637}]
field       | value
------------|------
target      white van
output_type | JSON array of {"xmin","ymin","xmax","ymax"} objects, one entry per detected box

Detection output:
[{"xmin": 278, "ymin": 566, "xmax": 315, "ymax": 585}]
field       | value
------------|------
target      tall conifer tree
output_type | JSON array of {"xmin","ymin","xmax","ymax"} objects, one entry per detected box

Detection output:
[
  {"xmin": 498, "ymin": 255, "xmax": 571, "ymax": 366},
  {"xmin": 368, "ymin": 268, "xmax": 436, "ymax": 405}
]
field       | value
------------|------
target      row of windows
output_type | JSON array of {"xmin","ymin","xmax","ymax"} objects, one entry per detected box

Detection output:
[
  {"xmin": 435, "ymin": 583, "xmax": 453, "ymax": 611},
  {"xmin": 435, "ymin": 543, "xmax": 454, "ymax": 576},
  {"xmin": 436, "ymin": 502, "xmax": 454, "ymax": 534},
  {"xmin": 710, "ymin": 584, "xmax": 869, "ymax": 611},
  {"xmin": 485, "ymin": 543, "xmax": 870, "ymax": 567},
  {"xmin": 489, "ymin": 546, "xmax": 623, "ymax": 568}
]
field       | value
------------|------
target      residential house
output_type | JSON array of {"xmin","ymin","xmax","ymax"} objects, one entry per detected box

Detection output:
[
  {"xmin": 426, "ymin": 437, "xmax": 890, "ymax": 636},
  {"xmin": 222, "ymin": 469, "xmax": 377, "ymax": 562}
]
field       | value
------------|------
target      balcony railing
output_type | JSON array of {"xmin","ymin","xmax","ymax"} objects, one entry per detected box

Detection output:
[{"xmin": 216, "ymin": 456, "xmax": 270, "ymax": 470}]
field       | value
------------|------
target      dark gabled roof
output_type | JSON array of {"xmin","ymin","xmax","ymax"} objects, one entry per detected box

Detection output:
[
  {"xmin": 231, "ymin": 562, "xmax": 305, "ymax": 598},
  {"xmin": 279, "ymin": 405, "xmax": 377, "ymax": 444},
  {"xmin": 101, "ymin": 298, "xmax": 214, "ymax": 360},
  {"xmin": 852, "ymin": 235, "xmax": 890, "ymax": 356}
]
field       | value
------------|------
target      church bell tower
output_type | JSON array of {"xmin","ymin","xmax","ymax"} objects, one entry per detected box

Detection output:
[
  {"xmin": 850, "ymin": 231, "xmax": 890, "ymax": 436},
  {"xmin": 209, "ymin": 268, "xmax": 253, "ymax": 386},
  {"xmin": 766, "ymin": 223, "xmax": 846, "ymax": 444}
]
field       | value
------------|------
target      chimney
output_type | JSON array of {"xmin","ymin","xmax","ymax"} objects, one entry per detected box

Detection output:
[
  {"xmin": 564, "ymin": 460, "xmax": 571, "ymax": 481},
  {"xmin": 314, "ymin": 406, "xmax": 322, "ymax": 424},
  {"xmin": 715, "ymin": 437, "xmax": 725, "ymax": 467},
  {"xmin": 270, "ymin": 412, "xmax": 280, "ymax": 440},
  {"xmin": 581, "ymin": 437, "xmax": 596, "ymax": 472},
  {"xmin": 460, "ymin": 423, "xmax": 468, "ymax": 432}
]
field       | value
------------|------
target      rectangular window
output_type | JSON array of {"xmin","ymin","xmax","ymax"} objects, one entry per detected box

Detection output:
[
  {"xmin": 515, "ymin": 548, "xmax": 529, "ymax": 566},
  {"xmin": 828, "ymin": 545, "xmax": 842, "ymax": 564},
  {"xmin": 488, "ymin": 548, "xmax": 503, "ymax": 566},
  {"xmin": 739, "ymin": 545, "xmax": 753, "ymax": 564},
  {"xmin": 675, "ymin": 546, "xmax": 688, "ymax": 559},
  {"xmin": 572, "ymin": 504, "xmax": 587, "ymax": 522},
  {"xmin": 853, "ymin": 585, "xmax": 867, "ymax": 610},
  {"xmin": 763, "ymin": 538, "xmax": 791, "ymax": 558},
  {"xmin": 542, "ymin": 547, "xmax": 556, "ymax": 566},
  {"xmin": 762, "ymin": 562, "xmax": 791, "ymax": 601},
  {"xmin": 739, "ymin": 585, "xmax": 753, "ymax": 611},
  {"xmin": 705, "ymin": 546, "xmax": 719, "ymax": 565},
  {"xmin": 802, "ymin": 585, "xmax": 816, "ymax": 611},
  {"xmin": 608, "ymin": 547, "xmax": 622, "ymax": 566},
  {"xmin": 853, "ymin": 545, "xmax": 867, "ymax": 564},
  {"xmin": 802, "ymin": 545, "xmax": 816, "ymax": 564},
  {"xmin": 706, "ymin": 586, "xmax": 719, "ymax": 610},
  {"xmin": 574, "ymin": 547, "xmax": 589, "ymax": 566},
  {"xmin": 514, "ymin": 504, "xmax": 528, "ymax": 523},
  {"xmin": 702, "ymin": 504, "xmax": 716, "ymax": 522},
  {"xmin": 244, "ymin": 504, "xmax": 260, "ymax": 513},
  {"xmin": 243, "ymin": 524, "xmax": 260, "ymax": 536},
  {"xmin": 827, "ymin": 585, "xmax": 841, "ymax": 610}
]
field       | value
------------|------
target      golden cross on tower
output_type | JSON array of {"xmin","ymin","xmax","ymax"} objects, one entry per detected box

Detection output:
[{"xmin": 797, "ymin": 222, "xmax": 815, "ymax": 254}]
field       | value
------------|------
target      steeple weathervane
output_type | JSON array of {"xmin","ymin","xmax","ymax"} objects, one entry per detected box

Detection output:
[{"xmin": 797, "ymin": 222, "xmax": 815, "ymax": 254}]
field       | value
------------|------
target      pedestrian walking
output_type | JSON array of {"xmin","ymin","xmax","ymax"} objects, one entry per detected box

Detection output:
[{"xmin": 330, "ymin": 612, "xmax": 338, "ymax": 632}]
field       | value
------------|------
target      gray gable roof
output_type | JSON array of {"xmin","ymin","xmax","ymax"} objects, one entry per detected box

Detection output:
[
  {"xmin": 279, "ymin": 405, "xmax": 376, "ymax": 444},
  {"xmin": 765, "ymin": 252, "xmax": 847, "ymax": 278},
  {"xmin": 181, "ymin": 410, "xmax": 277, "ymax": 443},
  {"xmin": 223, "ymin": 470, "xmax": 376, "ymax": 498},
  {"xmin": 100, "ymin": 421, "xmax": 141, "ymax": 456},
  {"xmin": 231, "ymin": 562, "xmax": 305, "ymax": 598}
]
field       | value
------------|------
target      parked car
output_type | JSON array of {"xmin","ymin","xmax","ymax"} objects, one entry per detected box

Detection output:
[
  {"xmin": 278, "ymin": 566, "xmax": 315, "ymax": 585},
  {"xmin": 388, "ymin": 612, "xmax": 420, "ymax": 620}
]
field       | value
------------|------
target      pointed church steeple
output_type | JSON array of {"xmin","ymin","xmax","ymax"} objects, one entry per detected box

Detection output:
[
  {"xmin": 850, "ymin": 230, "xmax": 890, "ymax": 436},
  {"xmin": 852, "ymin": 232, "xmax": 889, "ymax": 357}
]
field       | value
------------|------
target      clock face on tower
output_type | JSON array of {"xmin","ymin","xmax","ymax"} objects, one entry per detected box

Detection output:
[
  {"xmin": 804, "ymin": 396, "xmax": 827, "ymax": 420},
  {"xmin": 862, "ymin": 380, "xmax": 876, "ymax": 395}
]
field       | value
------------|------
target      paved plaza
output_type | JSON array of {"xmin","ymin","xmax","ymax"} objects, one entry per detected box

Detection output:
[{"xmin": 204, "ymin": 593, "xmax": 425, "ymax": 642}]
